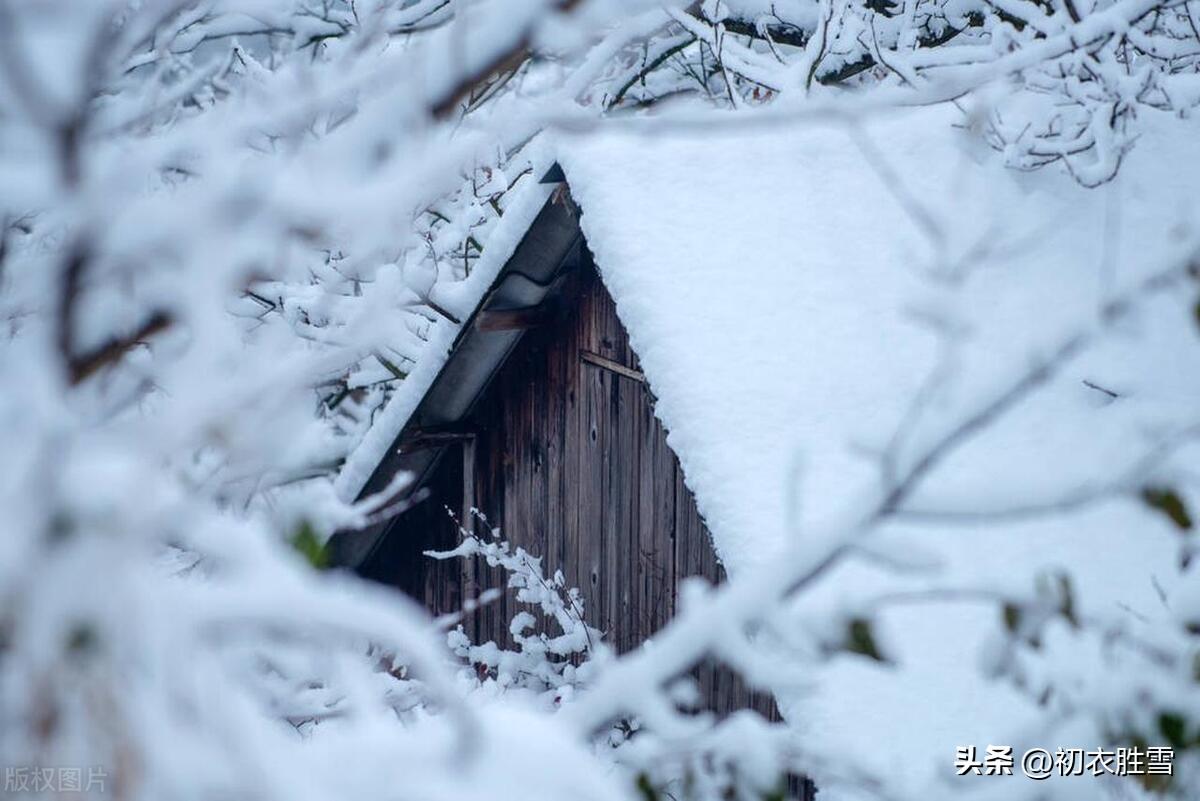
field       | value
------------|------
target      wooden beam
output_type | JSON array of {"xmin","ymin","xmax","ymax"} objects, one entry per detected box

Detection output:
[
  {"xmin": 398, "ymin": 424, "xmax": 477, "ymax": 453},
  {"xmin": 460, "ymin": 437, "xmax": 477, "ymax": 597},
  {"xmin": 474, "ymin": 306, "xmax": 551, "ymax": 332},
  {"xmin": 580, "ymin": 350, "xmax": 645, "ymax": 383}
]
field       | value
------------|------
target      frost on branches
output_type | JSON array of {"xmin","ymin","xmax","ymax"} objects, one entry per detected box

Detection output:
[
  {"xmin": 427, "ymin": 517, "xmax": 798, "ymax": 801},
  {"xmin": 429, "ymin": 511, "xmax": 607, "ymax": 703},
  {"xmin": 0, "ymin": 1, "xmax": 1198, "ymax": 801}
]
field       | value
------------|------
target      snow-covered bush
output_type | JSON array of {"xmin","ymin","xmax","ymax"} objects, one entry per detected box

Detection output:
[
  {"xmin": 429, "ymin": 511, "xmax": 607, "ymax": 703},
  {"xmin": 428, "ymin": 521, "xmax": 802, "ymax": 801},
  {"xmin": 591, "ymin": 0, "xmax": 1200, "ymax": 184}
]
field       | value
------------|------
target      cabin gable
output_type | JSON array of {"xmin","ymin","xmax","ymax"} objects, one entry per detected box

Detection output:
[
  {"xmin": 358, "ymin": 262, "xmax": 723, "ymax": 653},
  {"xmin": 336, "ymin": 187, "xmax": 779, "ymax": 721}
]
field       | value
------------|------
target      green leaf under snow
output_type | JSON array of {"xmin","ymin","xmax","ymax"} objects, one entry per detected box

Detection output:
[
  {"xmin": 1141, "ymin": 487, "xmax": 1194, "ymax": 531},
  {"xmin": 845, "ymin": 617, "xmax": 887, "ymax": 663},
  {"xmin": 635, "ymin": 773, "xmax": 658, "ymax": 801},
  {"xmin": 290, "ymin": 521, "xmax": 329, "ymax": 570},
  {"xmin": 1158, "ymin": 711, "xmax": 1194, "ymax": 749},
  {"xmin": 1003, "ymin": 603, "xmax": 1023, "ymax": 634}
]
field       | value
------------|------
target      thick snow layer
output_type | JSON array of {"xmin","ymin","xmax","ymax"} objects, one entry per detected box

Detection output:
[
  {"xmin": 557, "ymin": 107, "xmax": 1200, "ymax": 797},
  {"xmin": 559, "ymin": 107, "xmax": 1199, "ymax": 574}
]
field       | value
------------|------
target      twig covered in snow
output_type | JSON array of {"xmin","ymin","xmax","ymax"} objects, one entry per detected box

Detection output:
[{"xmin": 2, "ymin": 1, "xmax": 1199, "ymax": 800}]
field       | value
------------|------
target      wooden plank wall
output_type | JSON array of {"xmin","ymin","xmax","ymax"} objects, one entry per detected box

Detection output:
[
  {"xmin": 367, "ymin": 263, "xmax": 784, "ymax": 722},
  {"xmin": 358, "ymin": 448, "xmax": 463, "ymax": 617}
]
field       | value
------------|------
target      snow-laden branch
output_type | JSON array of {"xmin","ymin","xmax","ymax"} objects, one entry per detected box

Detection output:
[{"xmin": 2, "ymin": 1, "xmax": 1199, "ymax": 799}]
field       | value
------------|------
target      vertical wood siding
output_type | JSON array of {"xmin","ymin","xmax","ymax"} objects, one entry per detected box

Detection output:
[{"xmin": 365, "ymin": 264, "xmax": 785, "ymax": 722}]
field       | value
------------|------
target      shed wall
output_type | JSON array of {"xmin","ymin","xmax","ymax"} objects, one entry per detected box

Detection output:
[{"xmin": 362, "ymin": 264, "xmax": 778, "ymax": 719}]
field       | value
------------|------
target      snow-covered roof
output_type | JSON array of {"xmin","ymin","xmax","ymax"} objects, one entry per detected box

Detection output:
[
  {"xmin": 560, "ymin": 106, "xmax": 1199, "ymax": 569},
  {"xmin": 556, "ymin": 107, "xmax": 1200, "ymax": 796},
  {"xmin": 339, "ymin": 104, "xmax": 1200, "ymax": 796}
]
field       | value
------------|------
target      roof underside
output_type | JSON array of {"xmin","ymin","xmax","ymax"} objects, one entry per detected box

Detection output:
[{"xmin": 330, "ymin": 179, "xmax": 586, "ymax": 568}]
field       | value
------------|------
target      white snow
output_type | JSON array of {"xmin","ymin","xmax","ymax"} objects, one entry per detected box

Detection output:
[
  {"xmin": 559, "ymin": 107, "xmax": 1199, "ymax": 572},
  {"xmin": 556, "ymin": 105, "xmax": 1200, "ymax": 797}
]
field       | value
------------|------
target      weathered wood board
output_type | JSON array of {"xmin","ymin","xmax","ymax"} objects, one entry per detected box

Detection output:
[{"xmin": 361, "ymin": 263, "xmax": 784, "ymax": 722}]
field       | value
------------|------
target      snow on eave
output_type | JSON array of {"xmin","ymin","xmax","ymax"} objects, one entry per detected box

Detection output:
[{"xmin": 334, "ymin": 152, "xmax": 557, "ymax": 503}]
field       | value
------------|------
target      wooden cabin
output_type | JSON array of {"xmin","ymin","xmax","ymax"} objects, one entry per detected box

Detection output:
[
  {"xmin": 330, "ymin": 170, "xmax": 781, "ymax": 721},
  {"xmin": 334, "ymin": 107, "xmax": 1200, "ymax": 801}
]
